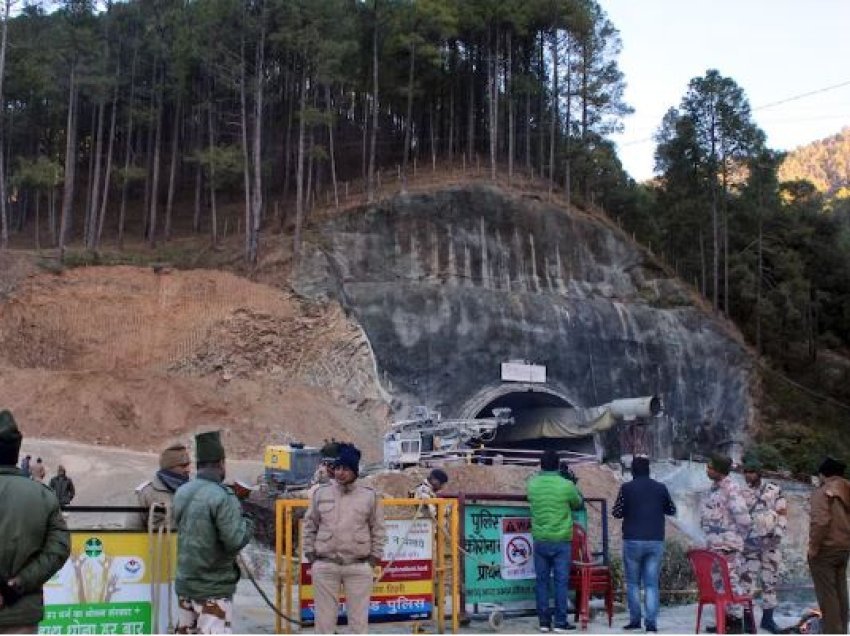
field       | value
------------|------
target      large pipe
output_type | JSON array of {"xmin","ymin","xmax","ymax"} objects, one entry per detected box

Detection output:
[{"xmin": 605, "ymin": 396, "xmax": 662, "ymax": 420}]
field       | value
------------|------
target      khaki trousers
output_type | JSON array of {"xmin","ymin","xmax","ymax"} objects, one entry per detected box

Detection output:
[
  {"xmin": 0, "ymin": 626, "xmax": 38, "ymax": 634},
  {"xmin": 311, "ymin": 560, "xmax": 374, "ymax": 634},
  {"xmin": 809, "ymin": 548, "xmax": 850, "ymax": 634}
]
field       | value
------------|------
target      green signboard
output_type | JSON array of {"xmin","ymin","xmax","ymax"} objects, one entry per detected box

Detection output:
[
  {"xmin": 463, "ymin": 504, "xmax": 536, "ymax": 609},
  {"xmin": 40, "ymin": 602, "xmax": 152, "ymax": 635}
]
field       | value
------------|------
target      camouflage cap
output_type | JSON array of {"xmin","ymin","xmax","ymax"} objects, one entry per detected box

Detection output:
[{"xmin": 709, "ymin": 454, "xmax": 733, "ymax": 475}]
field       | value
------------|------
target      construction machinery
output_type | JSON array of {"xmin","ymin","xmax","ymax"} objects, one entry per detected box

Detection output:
[
  {"xmin": 263, "ymin": 443, "xmax": 322, "ymax": 494},
  {"xmin": 383, "ymin": 406, "xmax": 514, "ymax": 468}
]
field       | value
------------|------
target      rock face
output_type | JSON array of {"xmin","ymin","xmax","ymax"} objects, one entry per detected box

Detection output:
[{"xmin": 296, "ymin": 185, "xmax": 754, "ymax": 458}]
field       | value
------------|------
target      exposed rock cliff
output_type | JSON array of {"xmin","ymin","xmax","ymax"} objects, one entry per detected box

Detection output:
[{"xmin": 296, "ymin": 185, "xmax": 754, "ymax": 458}]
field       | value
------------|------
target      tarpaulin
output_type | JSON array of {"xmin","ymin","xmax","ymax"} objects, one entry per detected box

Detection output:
[{"xmin": 493, "ymin": 407, "xmax": 616, "ymax": 442}]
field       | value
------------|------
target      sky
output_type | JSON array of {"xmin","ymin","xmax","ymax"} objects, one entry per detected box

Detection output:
[{"xmin": 600, "ymin": 0, "xmax": 850, "ymax": 182}]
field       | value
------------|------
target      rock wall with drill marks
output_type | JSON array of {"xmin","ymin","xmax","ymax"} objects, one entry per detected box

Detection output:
[{"xmin": 296, "ymin": 185, "xmax": 754, "ymax": 458}]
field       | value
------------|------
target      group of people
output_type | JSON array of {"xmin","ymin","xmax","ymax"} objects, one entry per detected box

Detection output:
[
  {"xmin": 17, "ymin": 454, "xmax": 76, "ymax": 506},
  {"xmin": 5, "ymin": 401, "xmax": 850, "ymax": 635}
]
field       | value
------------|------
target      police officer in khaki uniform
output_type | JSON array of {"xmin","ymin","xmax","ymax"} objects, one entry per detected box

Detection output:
[
  {"xmin": 134, "ymin": 444, "xmax": 191, "ymax": 530},
  {"xmin": 303, "ymin": 443, "xmax": 386, "ymax": 634}
]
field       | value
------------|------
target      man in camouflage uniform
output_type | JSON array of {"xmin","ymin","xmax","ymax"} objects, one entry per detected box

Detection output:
[
  {"xmin": 700, "ymin": 454, "xmax": 753, "ymax": 631},
  {"xmin": 740, "ymin": 455, "xmax": 787, "ymax": 634}
]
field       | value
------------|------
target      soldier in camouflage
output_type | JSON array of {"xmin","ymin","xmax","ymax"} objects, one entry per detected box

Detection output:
[
  {"xmin": 740, "ymin": 455, "xmax": 787, "ymax": 634},
  {"xmin": 700, "ymin": 454, "xmax": 753, "ymax": 631}
]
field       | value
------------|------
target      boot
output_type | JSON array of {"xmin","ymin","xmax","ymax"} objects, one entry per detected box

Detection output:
[
  {"xmin": 760, "ymin": 608, "xmax": 780, "ymax": 634},
  {"xmin": 743, "ymin": 609, "xmax": 756, "ymax": 634}
]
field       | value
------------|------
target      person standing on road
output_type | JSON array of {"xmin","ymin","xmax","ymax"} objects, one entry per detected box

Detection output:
[
  {"xmin": 48, "ymin": 465, "xmax": 76, "ymax": 507},
  {"xmin": 18, "ymin": 455, "xmax": 31, "ymax": 478},
  {"xmin": 527, "ymin": 449, "xmax": 583, "ymax": 633},
  {"xmin": 700, "ymin": 454, "xmax": 753, "ymax": 633},
  {"xmin": 134, "ymin": 443, "xmax": 192, "ymax": 530},
  {"xmin": 30, "ymin": 458, "xmax": 45, "ymax": 483},
  {"xmin": 303, "ymin": 443, "xmax": 386, "ymax": 634},
  {"xmin": 808, "ymin": 457, "xmax": 850, "ymax": 635},
  {"xmin": 173, "ymin": 431, "xmax": 254, "ymax": 635},
  {"xmin": 740, "ymin": 454, "xmax": 787, "ymax": 634},
  {"xmin": 0, "ymin": 410, "xmax": 71, "ymax": 634},
  {"xmin": 612, "ymin": 456, "xmax": 676, "ymax": 633}
]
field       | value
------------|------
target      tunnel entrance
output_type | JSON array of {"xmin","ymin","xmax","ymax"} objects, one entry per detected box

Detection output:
[{"xmin": 473, "ymin": 388, "xmax": 597, "ymax": 455}]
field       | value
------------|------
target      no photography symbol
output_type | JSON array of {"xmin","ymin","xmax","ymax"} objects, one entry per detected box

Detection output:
[{"xmin": 506, "ymin": 536, "xmax": 532, "ymax": 565}]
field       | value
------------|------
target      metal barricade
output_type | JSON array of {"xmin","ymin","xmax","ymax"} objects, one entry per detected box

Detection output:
[{"xmin": 274, "ymin": 497, "xmax": 460, "ymax": 634}]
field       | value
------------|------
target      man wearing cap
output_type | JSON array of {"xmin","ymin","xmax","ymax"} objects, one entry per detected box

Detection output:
[
  {"xmin": 409, "ymin": 468, "xmax": 449, "ymax": 519},
  {"xmin": 173, "ymin": 431, "xmax": 254, "ymax": 634},
  {"xmin": 740, "ymin": 454, "xmax": 787, "ymax": 634},
  {"xmin": 0, "ymin": 410, "xmax": 71, "ymax": 634},
  {"xmin": 808, "ymin": 457, "xmax": 850, "ymax": 634},
  {"xmin": 700, "ymin": 454, "xmax": 753, "ymax": 632},
  {"xmin": 303, "ymin": 442, "xmax": 387, "ymax": 634},
  {"xmin": 134, "ymin": 443, "xmax": 192, "ymax": 531}
]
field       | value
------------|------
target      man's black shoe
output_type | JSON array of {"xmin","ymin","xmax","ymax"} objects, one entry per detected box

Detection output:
[{"xmin": 623, "ymin": 623, "xmax": 643, "ymax": 630}]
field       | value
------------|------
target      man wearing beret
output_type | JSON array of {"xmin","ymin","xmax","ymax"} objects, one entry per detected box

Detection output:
[
  {"xmin": 303, "ymin": 442, "xmax": 387, "ymax": 633},
  {"xmin": 808, "ymin": 457, "xmax": 850, "ymax": 634},
  {"xmin": 133, "ymin": 443, "xmax": 192, "ymax": 530},
  {"xmin": 740, "ymin": 453, "xmax": 787, "ymax": 633},
  {"xmin": 174, "ymin": 431, "xmax": 254, "ymax": 634},
  {"xmin": 700, "ymin": 454, "xmax": 753, "ymax": 632},
  {"xmin": 0, "ymin": 410, "xmax": 71, "ymax": 634}
]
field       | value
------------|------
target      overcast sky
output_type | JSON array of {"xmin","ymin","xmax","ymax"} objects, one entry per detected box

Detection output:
[{"xmin": 600, "ymin": 0, "xmax": 850, "ymax": 182}]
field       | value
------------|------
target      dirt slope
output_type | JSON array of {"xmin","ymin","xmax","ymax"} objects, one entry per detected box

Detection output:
[{"xmin": 0, "ymin": 263, "xmax": 389, "ymax": 460}]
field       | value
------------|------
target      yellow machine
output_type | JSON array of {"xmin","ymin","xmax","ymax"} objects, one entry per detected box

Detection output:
[{"xmin": 263, "ymin": 444, "xmax": 321, "ymax": 493}]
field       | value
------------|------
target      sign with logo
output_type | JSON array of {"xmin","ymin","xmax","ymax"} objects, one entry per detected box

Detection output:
[
  {"xmin": 299, "ymin": 519, "xmax": 434, "ymax": 624},
  {"xmin": 500, "ymin": 517, "xmax": 534, "ymax": 580},
  {"xmin": 40, "ymin": 532, "xmax": 176, "ymax": 635},
  {"xmin": 463, "ymin": 505, "xmax": 536, "ymax": 611}
]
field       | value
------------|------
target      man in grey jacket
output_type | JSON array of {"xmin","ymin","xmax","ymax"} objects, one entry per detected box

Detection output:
[
  {"xmin": 303, "ymin": 443, "xmax": 386, "ymax": 633},
  {"xmin": 173, "ymin": 431, "xmax": 254, "ymax": 634}
]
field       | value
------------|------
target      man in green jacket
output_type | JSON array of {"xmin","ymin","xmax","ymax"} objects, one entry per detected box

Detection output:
[
  {"xmin": 0, "ymin": 410, "xmax": 71, "ymax": 634},
  {"xmin": 174, "ymin": 431, "xmax": 254, "ymax": 634},
  {"xmin": 527, "ymin": 450, "xmax": 583, "ymax": 633}
]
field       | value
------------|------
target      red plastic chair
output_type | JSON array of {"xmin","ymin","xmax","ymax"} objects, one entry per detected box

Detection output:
[
  {"xmin": 687, "ymin": 549, "xmax": 755, "ymax": 634},
  {"xmin": 569, "ymin": 525, "xmax": 614, "ymax": 629}
]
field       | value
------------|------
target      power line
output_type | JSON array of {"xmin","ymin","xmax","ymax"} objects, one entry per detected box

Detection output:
[
  {"xmin": 753, "ymin": 80, "xmax": 850, "ymax": 111},
  {"xmin": 616, "ymin": 79, "xmax": 850, "ymax": 148}
]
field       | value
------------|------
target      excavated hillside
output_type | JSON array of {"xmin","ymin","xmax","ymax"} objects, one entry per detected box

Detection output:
[{"xmin": 0, "ymin": 261, "xmax": 389, "ymax": 460}]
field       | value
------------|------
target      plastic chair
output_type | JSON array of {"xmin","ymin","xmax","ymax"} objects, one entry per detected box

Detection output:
[
  {"xmin": 569, "ymin": 525, "xmax": 614, "ymax": 629},
  {"xmin": 687, "ymin": 549, "xmax": 756, "ymax": 634}
]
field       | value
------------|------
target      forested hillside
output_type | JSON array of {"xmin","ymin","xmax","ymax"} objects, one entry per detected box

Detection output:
[
  {"xmin": 778, "ymin": 127, "xmax": 850, "ymax": 206},
  {"xmin": 0, "ymin": 0, "xmax": 848, "ymax": 472},
  {"xmin": 0, "ymin": 0, "xmax": 631, "ymax": 262}
]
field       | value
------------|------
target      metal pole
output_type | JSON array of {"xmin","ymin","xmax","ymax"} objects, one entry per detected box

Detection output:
[
  {"xmin": 437, "ymin": 501, "xmax": 446, "ymax": 633},
  {"xmin": 284, "ymin": 504, "xmax": 293, "ymax": 634},
  {"xmin": 275, "ymin": 500, "xmax": 283, "ymax": 635},
  {"xmin": 451, "ymin": 500, "xmax": 460, "ymax": 634}
]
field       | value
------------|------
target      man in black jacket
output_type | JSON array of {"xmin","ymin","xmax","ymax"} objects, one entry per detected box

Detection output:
[{"xmin": 612, "ymin": 456, "xmax": 677, "ymax": 633}]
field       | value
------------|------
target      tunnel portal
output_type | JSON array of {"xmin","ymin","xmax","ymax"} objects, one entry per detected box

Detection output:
[{"xmin": 473, "ymin": 389, "xmax": 597, "ymax": 456}]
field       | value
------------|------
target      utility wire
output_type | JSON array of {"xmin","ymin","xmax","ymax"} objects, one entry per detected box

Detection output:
[{"xmin": 616, "ymin": 79, "xmax": 850, "ymax": 148}]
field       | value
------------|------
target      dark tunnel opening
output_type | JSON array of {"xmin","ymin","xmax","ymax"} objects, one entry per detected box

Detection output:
[{"xmin": 474, "ymin": 389, "xmax": 597, "ymax": 455}]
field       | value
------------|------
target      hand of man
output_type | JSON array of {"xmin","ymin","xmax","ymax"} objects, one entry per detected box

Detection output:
[{"xmin": 367, "ymin": 555, "xmax": 381, "ymax": 568}]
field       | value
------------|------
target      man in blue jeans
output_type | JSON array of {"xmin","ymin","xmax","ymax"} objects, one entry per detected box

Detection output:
[
  {"xmin": 528, "ymin": 450, "xmax": 583, "ymax": 632},
  {"xmin": 612, "ymin": 456, "xmax": 677, "ymax": 632}
]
